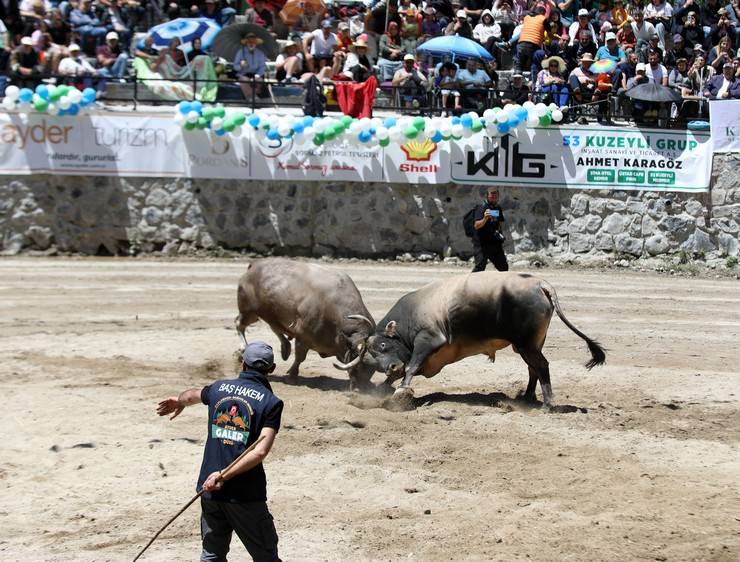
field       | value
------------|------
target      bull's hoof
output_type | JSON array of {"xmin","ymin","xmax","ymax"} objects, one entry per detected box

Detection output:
[
  {"xmin": 280, "ymin": 340, "xmax": 291, "ymax": 361},
  {"xmin": 384, "ymin": 387, "xmax": 415, "ymax": 412}
]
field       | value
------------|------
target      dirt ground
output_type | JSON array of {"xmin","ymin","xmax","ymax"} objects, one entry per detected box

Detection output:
[{"xmin": 0, "ymin": 258, "xmax": 738, "ymax": 562}]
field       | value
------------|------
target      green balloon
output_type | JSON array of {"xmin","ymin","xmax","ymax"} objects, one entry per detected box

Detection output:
[
  {"xmin": 452, "ymin": 134, "xmax": 462, "ymax": 140},
  {"xmin": 341, "ymin": 115, "xmax": 352, "ymax": 127},
  {"xmin": 404, "ymin": 126, "xmax": 418, "ymax": 139},
  {"xmin": 233, "ymin": 113, "xmax": 247, "ymax": 126},
  {"xmin": 471, "ymin": 121, "xmax": 484, "ymax": 132},
  {"xmin": 379, "ymin": 138, "xmax": 390, "ymax": 147},
  {"xmin": 539, "ymin": 114, "xmax": 552, "ymax": 126},
  {"xmin": 313, "ymin": 135, "xmax": 324, "ymax": 146},
  {"xmin": 57, "ymin": 85, "xmax": 71, "ymax": 97},
  {"xmin": 49, "ymin": 88, "xmax": 63, "ymax": 102},
  {"xmin": 185, "ymin": 122, "xmax": 196, "ymax": 130},
  {"xmin": 197, "ymin": 117, "xmax": 208, "ymax": 129},
  {"xmin": 413, "ymin": 116, "xmax": 425, "ymax": 131},
  {"xmin": 214, "ymin": 107, "xmax": 226, "ymax": 118},
  {"xmin": 442, "ymin": 134, "xmax": 451, "ymax": 141},
  {"xmin": 324, "ymin": 130, "xmax": 336, "ymax": 141},
  {"xmin": 34, "ymin": 98, "xmax": 49, "ymax": 111},
  {"xmin": 223, "ymin": 122, "xmax": 235, "ymax": 132},
  {"xmin": 314, "ymin": 132, "xmax": 324, "ymax": 142},
  {"xmin": 202, "ymin": 108, "xmax": 216, "ymax": 121}
]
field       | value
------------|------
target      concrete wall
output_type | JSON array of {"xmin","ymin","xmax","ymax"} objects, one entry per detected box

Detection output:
[{"xmin": 1, "ymin": 153, "xmax": 738, "ymax": 260}]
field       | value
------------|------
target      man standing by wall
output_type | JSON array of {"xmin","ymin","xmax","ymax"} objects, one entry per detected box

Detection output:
[
  {"xmin": 472, "ymin": 187, "xmax": 509, "ymax": 272},
  {"xmin": 156, "ymin": 341, "xmax": 284, "ymax": 562}
]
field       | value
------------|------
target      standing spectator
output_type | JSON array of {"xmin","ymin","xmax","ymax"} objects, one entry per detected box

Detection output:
[
  {"xmin": 244, "ymin": 0, "xmax": 273, "ymax": 30},
  {"xmin": 96, "ymin": 31, "xmax": 128, "ymax": 78},
  {"xmin": 10, "ymin": 36, "xmax": 42, "ymax": 88},
  {"xmin": 195, "ymin": 0, "xmax": 235, "ymax": 27},
  {"xmin": 234, "ymin": 32, "xmax": 266, "ymax": 99},
  {"xmin": 378, "ymin": 20, "xmax": 404, "ymax": 81},
  {"xmin": 643, "ymin": 0, "xmax": 672, "ymax": 49},
  {"xmin": 517, "ymin": 1, "xmax": 552, "ymax": 74},
  {"xmin": 102, "ymin": 0, "xmax": 131, "ymax": 48},
  {"xmin": 688, "ymin": 53, "xmax": 715, "ymax": 93},
  {"xmin": 70, "ymin": 0, "xmax": 109, "ymax": 49},
  {"xmin": 644, "ymin": 48, "xmax": 668, "ymax": 85},
  {"xmin": 275, "ymin": 40, "xmax": 304, "ymax": 82},
  {"xmin": 155, "ymin": 341, "xmax": 284, "ymax": 562},
  {"xmin": 612, "ymin": 0, "xmax": 629, "ymax": 30},
  {"xmin": 303, "ymin": 19, "xmax": 337, "ymax": 73},
  {"xmin": 703, "ymin": 61, "xmax": 740, "ymax": 98},
  {"xmin": 535, "ymin": 54, "xmax": 570, "ymax": 106},
  {"xmin": 472, "ymin": 187, "xmax": 508, "ymax": 273},
  {"xmin": 568, "ymin": 8, "xmax": 597, "ymax": 46},
  {"xmin": 631, "ymin": 11, "xmax": 656, "ymax": 60},
  {"xmin": 392, "ymin": 53, "xmax": 427, "ymax": 107}
]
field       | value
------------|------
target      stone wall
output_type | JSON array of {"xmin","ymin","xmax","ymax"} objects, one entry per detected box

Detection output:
[{"xmin": 1, "ymin": 153, "xmax": 738, "ymax": 260}]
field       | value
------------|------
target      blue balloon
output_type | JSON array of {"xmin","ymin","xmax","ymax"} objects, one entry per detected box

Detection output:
[
  {"xmin": 292, "ymin": 122, "xmax": 304, "ymax": 134},
  {"xmin": 36, "ymin": 84, "xmax": 49, "ymax": 100},
  {"xmin": 248, "ymin": 114, "xmax": 261, "ymax": 128},
  {"xmin": 515, "ymin": 106, "xmax": 529, "ymax": 120},
  {"xmin": 57, "ymin": 108, "xmax": 68, "ymax": 116},
  {"xmin": 215, "ymin": 128, "xmax": 226, "ymax": 136},
  {"xmin": 460, "ymin": 114, "xmax": 473, "ymax": 128},
  {"xmin": 190, "ymin": 100, "xmax": 203, "ymax": 114},
  {"xmin": 18, "ymin": 88, "xmax": 33, "ymax": 103},
  {"xmin": 67, "ymin": 104, "xmax": 80, "ymax": 116},
  {"xmin": 302, "ymin": 115, "xmax": 315, "ymax": 127},
  {"xmin": 451, "ymin": 116, "xmax": 461, "ymax": 125},
  {"xmin": 266, "ymin": 128, "xmax": 280, "ymax": 140},
  {"xmin": 383, "ymin": 117, "xmax": 397, "ymax": 128},
  {"xmin": 496, "ymin": 122, "xmax": 510, "ymax": 134},
  {"xmin": 358, "ymin": 130, "xmax": 372, "ymax": 143},
  {"xmin": 179, "ymin": 101, "xmax": 192, "ymax": 115},
  {"xmin": 80, "ymin": 93, "xmax": 95, "ymax": 106},
  {"xmin": 82, "ymin": 87, "xmax": 96, "ymax": 99},
  {"xmin": 507, "ymin": 115, "xmax": 520, "ymax": 128},
  {"xmin": 431, "ymin": 131, "xmax": 443, "ymax": 143},
  {"xmin": 369, "ymin": 127, "xmax": 376, "ymax": 135}
]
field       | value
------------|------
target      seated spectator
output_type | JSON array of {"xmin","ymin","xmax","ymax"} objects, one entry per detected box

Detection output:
[
  {"xmin": 70, "ymin": 0, "xmax": 109, "ymax": 50},
  {"xmin": 545, "ymin": 10, "xmax": 569, "ymax": 45},
  {"xmin": 10, "ymin": 36, "xmax": 42, "ymax": 88},
  {"xmin": 644, "ymin": 48, "xmax": 668, "ymax": 85},
  {"xmin": 703, "ymin": 61, "xmax": 740, "ymax": 98},
  {"xmin": 501, "ymin": 71, "xmax": 530, "ymax": 104},
  {"xmin": 617, "ymin": 17, "xmax": 637, "ymax": 50},
  {"xmin": 96, "ymin": 31, "xmax": 128, "ymax": 78},
  {"xmin": 615, "ymin": 49, "xmax": 638, "ymax": 90},
  {"xmin": 688, "ymin": 53, "xmax": 715, "ymax": 93},
  {"xmin": 665, "ymin": 34, "xmax": 689, "ymax": 67},
  {"xmin": 709, "ymin": 36, "xmax": 734, "ymax": 72},
  {"xmin": 492, "ymin": 0, "xmax": 516, "ymax": 40},
  {"xmin": 669, "ymin": 57, "xmax": 693, "ymax": 93},
  {"xmin": 31, "ymin": 19, "xmax": 64, "ymax": 73},
  {"xmin": 47, "ymin": 8, "xmax": 70, "ymax": 46},
  {"xmin": 593, "ymin": 0, "xmax": 612, "ymax": 34},
  {"xmin": 401, "ymin": 23, "xmax": 418, "ymax": 54},
  {"xmin": 474, "ymin": 9, "xmax": 503, "ymax": 57},
  {"xmin": 303, "ymin": 19, "xmax": 337, "ymax": 73},
  {"xmin": 378, "ymin": 21, "xmax": 405, "ymax": 81},
  {"xmin": 244, "ymin": 0, "xmax": 274, "ymax": 30},
  {"xmin": 19, "ymin": 0, "xmax": 48, "ymax": 37},
  {"xmin": 568, "ymin": 8, "xmax": 597, "ymax": 46},
  {"xmin": 675, "ymin": 11, "xmax": 706, "ymax": 53},
  {"xmin": 569, "ymin": 52, "xmax": 608, "ymax": 122},
  {"xmin": 712, "ymin": 8, "xmax": 737, "ymax": 46},
  {"xmin": 457, "ymin": 57, "xmax": 492, "ymax": 109},
  {"xmin": 631, "ymin": 11, "xmax": 656, "ymax": 59},
  {"xmin": 58, "ymin": 41, "xmax": 97, "ymax": 76},
  {"xmin": 420, "ymin": 7, "xmax": 441, "ymax": 40},
  {"xmin": 626, "ymin": 62, "xmax": 650, "ymax": 120},
  {"xmin": 596, "ymin": 31, "xmax": 627, "ymax": 63},
  {"xmin": 643, "ymin": 0, "xmax": 672, "ymax": 49},
  {"xmin": 402, "ymin": 7, "xmax": 420, "ymax": 38},
  {"xmin": 274, "ymin": 40, "xmax": 304, "ymax": 82},
  {"xmin": 186, "ymin": 37, "xmax": 206, "ymax": 62},
  {"xmin": 566, "ymin": 29, "xmax": 598, "ymax": 70},
  {"xmin": 643, "ymin": 33, "xmax": 664, "ymax": 63},
  {"xmin": 557, "ymin": 0, "xmax": 579, "ymax": 27},
  {"xmin": 233, "ymin": 32, "xmax": 266, "ymax": 98},
  {"xmin": 535, "ymin": 54, "xmax": 569, "ymax": 106},
  {"xmin": 336, "ymin": 22, "xmax": 353, "ymax": 53},
  {"xmin": 342, "ymin": 38, "xmax": 373, "ymax": 82},
  {"xmin": 392, "ymin": 53, "xmax": 427, "ymax": 107},
  {"xmin": 194, "ymin": 0, "xmax": 235, "ymax": 28},
  {"xmin": 435, "ymin": 60, "xmax": 462, "ymax": 113},
  {"xmin": 446, "ymin": 9, "xmax": 473, "ymax": 39},
  {"xmin": 135, "ymin": 35, "xmax": 159, "ymax": 68},
  {"xmin": 611, "ymin": 0, "xmax": 629, "ymax": 30}
]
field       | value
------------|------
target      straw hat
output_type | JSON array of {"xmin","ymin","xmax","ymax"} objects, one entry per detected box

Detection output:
[
  {"xmin": 542, "ymin": 55, "xmax": 566, "ymax": 73},
  {"xmin": 351, "ymin": 39, "xmax": 369, "ymax": 49},
  {"xmin": 282, "ymin": 40, "xmax": 298, "ymax": 52},
  {"xmin": 580, "ymin": 52, "xmax": 595, "ymax": 63}
]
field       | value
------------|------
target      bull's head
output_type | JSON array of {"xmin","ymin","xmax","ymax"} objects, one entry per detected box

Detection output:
[
  {"xmin": 335, "ymin": 319, "xmax": 411, "ymax": 382},
  {"xmin": 333, "ymin": 314, "xmax": 378, "ymax": 388}
]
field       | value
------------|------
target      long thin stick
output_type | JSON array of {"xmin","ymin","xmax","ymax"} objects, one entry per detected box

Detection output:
[{"xmin": 133, "ymin": 435, "xmax": 266, "ymax": 562}]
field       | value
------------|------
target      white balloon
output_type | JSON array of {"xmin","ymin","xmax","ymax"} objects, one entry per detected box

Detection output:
[
  {"xmin": 186, "ymin": 110, "xmax": 199, "ymax": 123},
  {"xmin": 58, "ymin": 96, "xmax": 72, "ymax": 110},
  {"xmin": 47, "ymin": 103, "xmax": 59, "ymax": 116},
  {"xmin": 370, "ymin": 117, "xmax": 383, "ymax": 129},
  {"xmin": 349, "ymin": 120, "xmax": 362, "ymax": 134},
  {"xmin": 451, "ymin": 123, "xmax": 464, "ymax": 137},
  {"xmin": 359, "ymin": 117, "xmax": 371, "ymax": 128},
  {"xmin": 462, "ymin": 127, "xmax": 473, "ymax": 138},
  {"xmin": 495, "ymin": 112, "xmax": 509, "ymax": 124},
  {"xmin": 278, "ymin": 124, "xmax": 291, "ymax": 137},
  {"xmin": 68, "ymin": 89, "xmax": 82, "ymax": 104},
  {"xmin": 552, "ymin": 109, "xmax": 564, "ymax": 122},
  {"xmin": 211, "ymin": 117, "xmax": 224, "ymax": 130},
  {"xmin": 303, "ymin": 126, "xmax": 315, "ymax": 137},
  {"xmin": 548, "ymin": 103, "xmax": 558, "ymax": 111},
  {"xmin": 523, "ymin": 100, "xmax": 535, "ymax": 110},
  {"xmin": 173, "ymin": 112, "xmax": 186, "ymax": 125},
  {"xmin": 388, "ymin": 125, "xmax": 403, "ymax": 141},
  {"xmin": 268, "ymin": 115, "xmax": 280, "ymax": 128},
  {"xmin": 376, "ymin": 126, "xmax": 389, "ymax": 140},
  {"xmin": 424, "ymin": 127, "xmax": 436, "ymax": 139},
  {"xmin": 440, "ymin": 124, "xmax": 452, "ymax": 137},
  {"xmin": 467, "ymin": 111, "xmax": 479, "ymax": 120},
  {"xmin": 2, "ymin": 97, "xmax": 16, "ymax": 111},
  {"xmin": 233, "ymin": 126, "xmax": 243, "ymax": 136},
  {"xmin": 527, "ymin": 113, "xmax": 540, "ymax": 127},
  {"xmin": 535, "ymin": 103, "xmax": 548, "ymax": 117},
  {"xmin": 483, "ymin": 108, "xmax": 496, "ymax": 120},
  {"xmin": 4, "ymin": 85, "xmax": 20, "ymax": 101}
]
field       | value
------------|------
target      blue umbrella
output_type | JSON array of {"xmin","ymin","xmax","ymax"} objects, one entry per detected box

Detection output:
[
  {"xmin": 416, "ymin": 35, "xmax": 493, "ymax": 62},
  {"xmin": 144, "ymin": 18, "xmax": 221, "ymax": 53}
]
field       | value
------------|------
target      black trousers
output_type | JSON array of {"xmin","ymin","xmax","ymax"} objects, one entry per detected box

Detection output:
[
  {"xmin": 201, "ymin": 498, "xmax": 280, "ymax": 562},
  {"xmin": 472, "ymin": 242, "xmax": 509, "ymax": 273}
]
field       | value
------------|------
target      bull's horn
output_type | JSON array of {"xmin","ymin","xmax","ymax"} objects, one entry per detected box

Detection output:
[
  {"xmin": 333, "ymin": 354, "xmax": 363, "ymax": 371},
  {"xmin": 347, "ymin": 314, "xmax": 374, "ymax": 328}
]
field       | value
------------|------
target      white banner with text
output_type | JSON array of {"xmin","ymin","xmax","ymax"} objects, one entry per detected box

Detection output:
[
  {"xmin": 710, "ymin": 100, "xmax": 740, "ymax": 153},
  {"xmin": 0, "ymin": 111, "xmax": 713, "ymax": 191}
]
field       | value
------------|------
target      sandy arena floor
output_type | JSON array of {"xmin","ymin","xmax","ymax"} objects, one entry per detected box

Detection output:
[{"xmin": 0, "ymin": 258, "xmax": 738, "ymax": 562}]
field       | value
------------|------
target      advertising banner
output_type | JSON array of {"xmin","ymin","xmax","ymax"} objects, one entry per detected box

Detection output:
[
  {"xmin": 451, "ymin": 126, "xmax": 713, "ymax": 192},
  {"xmin": 710, "ymin": 100, "xmax": 740, "ymax": 153},
  {"xmin": 0, "ymin": 111, "xmax": 714, "ymax": 191}
]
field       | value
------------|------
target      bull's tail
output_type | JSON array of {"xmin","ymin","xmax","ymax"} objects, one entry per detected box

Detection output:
[{"xmin": 540, "ymin": 283, "xmax": 606, "ymax": 370}]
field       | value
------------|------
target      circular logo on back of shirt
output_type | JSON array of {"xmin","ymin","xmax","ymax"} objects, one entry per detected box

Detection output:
[{"xmin": 211, "ymin": 397, "xmax": 254, "ymax": 445}]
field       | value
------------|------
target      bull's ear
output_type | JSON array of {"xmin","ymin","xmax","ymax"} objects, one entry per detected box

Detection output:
[{"xmin": 384, "ymin": 321, "xmax": 397, "ymax": 338}]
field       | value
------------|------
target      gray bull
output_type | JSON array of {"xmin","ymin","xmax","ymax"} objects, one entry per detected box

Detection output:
[
  {"xmin": 236, "ymin": 258, "xmax": 376, "ymax": 390},
  {"xmin": 335, "ymin": 271, "xmax": 605, "ymax": 406}
]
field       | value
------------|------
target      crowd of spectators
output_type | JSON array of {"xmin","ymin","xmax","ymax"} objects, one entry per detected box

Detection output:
[{"xmin": 1, "ymin": 0, "xmax": 739, "ymax": 117}]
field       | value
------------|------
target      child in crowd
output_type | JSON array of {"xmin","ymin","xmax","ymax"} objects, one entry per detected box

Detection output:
[{"xmin": 436, "ymin": 61, "xmax": 461, "ymax": 114}]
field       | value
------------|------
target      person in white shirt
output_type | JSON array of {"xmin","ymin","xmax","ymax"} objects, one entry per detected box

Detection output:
[
  {"xmin": 58, "ymin": 43, "xmax": 98, "ymax": 76},
  {"xmin": 643, "ymin": 0, "xmax": 672, "ymax": 49},
  {"xmin": 303, "ymin": 19, "xmax": 337, "ymax": 73},
  {"xmin": 568, "ymin": 8, "xmax": 598, "ymax": 46},
  {"xmin": 631, "ymin": 11, "xmax": 656, "ymax": 60},
  {"xmin": 644, "ymin": 49, "xmax": 668, "ymax": 85}
]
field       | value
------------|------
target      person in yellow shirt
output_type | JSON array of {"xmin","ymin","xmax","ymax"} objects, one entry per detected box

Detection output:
[
  {"xmin": 611, "ymin": 0, "xmax": 629, "ymax": 29},
  {"xmin": 517, "ymin": 0, "xmax": 556, "ymax": 74}
]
